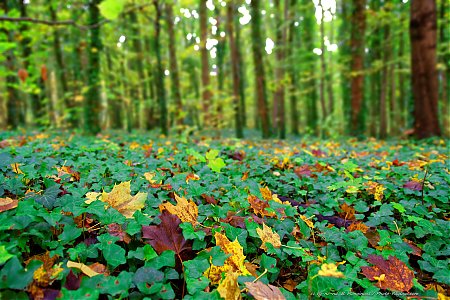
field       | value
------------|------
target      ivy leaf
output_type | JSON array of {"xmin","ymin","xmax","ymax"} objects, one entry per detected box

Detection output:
[
  {"xmin": 0, "ymin": 245, "xmax": 14, "ymax": 264},
  {"xmin": 97, "ymin": 234, "xmax": 126, "ymax": 269}
]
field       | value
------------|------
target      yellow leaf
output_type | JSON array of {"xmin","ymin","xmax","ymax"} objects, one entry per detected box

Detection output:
[
  {"xmin": 205, "ymin": 232, "xmax": 250, "ymax": 284},
  {"xmin": 159, "ymin": 193, "xmax": 198, "ymax": 226},
  {"xmin": 256, "ymin": 223, "xmax": 281, "ymax": 251},
  {"xmin": 85, "ymin": 192, "xmax": 101, "ymax": 204},
  {"xmin": 300, "ymin": 215, "xmax": 314, "ymax": 229},
  {"xmin": 67, "ymin": 261, "xmax": 100, "ymax": 277},
  {"xmin": 260, "ymin": 186, "xmax": 272, "ymax": 201},
  {"xmin": 144, "ymin": 172, "xmax": 161, "ymax": 184},
  {"xmin": 10, "ymin": 163, "xmax": 24, "ymax": 174},
  {"xmin": 217, "ymin": 271, "xmax": 241, "ymax": 300},
  {"xmin": 318, "ymin": 263, "xmax": 344, "ymax": 278},
  {"xmin": 86, "ymin": 182, "xmax": 147, "ymax": 218}
]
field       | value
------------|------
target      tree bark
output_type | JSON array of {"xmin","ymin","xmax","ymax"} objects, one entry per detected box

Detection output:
[
  {"xmin": 250, "ymin": 0, "xmax": 271, "ymax": 138},
  {"xmin": 165, "ymin": 3, "xmax": 183, "ymax": 127},
  {"xmin": 154, "ymin": 0, "xmax": 168, "ymax": 136},
  {"xmin": 84, "ymin": 0, "xmax": 102, "ymax": 134},
  {"xmin": 350, "ymin": 0, "xmax": 367, "ymax": 136},
  {"xmin": 226, "ymin": 0, "xmax": 244, "ymax": 138},
  {"xmin": 199, "ymin": 0, "xmax": 212, "ymax": 128},
  {"xmin": 410, "ymin": 0, "xmax": 441, "ymax": 138},
  {"xmin": 287, "ymin": 0, "xmax": 299, "ymax": 135}
]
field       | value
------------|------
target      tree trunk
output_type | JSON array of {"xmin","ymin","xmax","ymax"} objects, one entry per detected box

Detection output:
[
  {"xmin": 319, "ymin": 3, "xmax": 327, "ymax": 123},
  {"xmin": 199, "ymin": 0, "xmax": 212, "ymax": 128},
  {"xmin": 439, "ymin": 0, "xmax": 449, "ymax": 136},
  {"xmin": 250, "ymin": 0, "xmax": 271, "ymax": 138},
  {"xmin": 273, "ymin": 0, "xmax": 287, "ymax": 139},
  {"xmin": 165, "ymin": 3, "xmax": 183, "ymax": 127},
  {"xmin": 235, "ymin": 10, "xmax": 247, "ymax": 128},
  {"xmin": 226, "ymin": 0, "xmax": 244, "ymax": 138},
  {"xmin": 379, "ymin": 25, "xmax": 390, "ymax": 139},
  {"xmin": 84, "ymin": 0, "xmax": 102, "ymax": 134},
  {"xmin": 410, "ymin": 0, "xmax": 441, "ymax": 138},
  {"xmin": 288, "ymin": 0, "xmax": 299, "ymax": 135},
  {"xmin": 350, "ymin": 0, "xmax": 367, "ymax": 136},
  {"xmin": 154, "ymin": 0, "xmax": 168, "ymax": 136}
]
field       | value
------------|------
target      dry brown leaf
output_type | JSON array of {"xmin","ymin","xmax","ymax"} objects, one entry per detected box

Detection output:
[
  {"xmin": 339, "ymin": 203, "xmax": 355, "ymax": 220},
  {"xmin": 247, "ymin": 195, "xmax": 275, "ymax": 217},
  {"xmin": 159, "ymin": 193, "xmax": 198, "ymax": 226},
  {"xmin": 347, "ymin": 221, "xmax": 369, "ymax": 233},
  {"xmin": 245, "ymin": 281, "xmax": 286, "ymax": 300},
  {"xmin": 217, "ymin": 271, "xmax": 241, "ymax": 300},
  {"xmin": 0, "ymin": 197, "xmax": 18, "ymax": 213},
  {"xmin": 361, "ymin": 255, "xmax": 414, "ymax": 292},
  {"xmin": 256, "ymin": 223, "xmax": 281, "ymax": 251}
]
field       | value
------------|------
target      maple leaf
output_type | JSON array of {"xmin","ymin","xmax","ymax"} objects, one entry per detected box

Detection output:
[
  {"xmin": 364, "ymin": 181, "xmax": 386, "ymax": 201},
  {"xmin": 85, "ymin": 181, "xmax": 147, "ymax": 218},
  {"xmin": 204, "ymin": 232, "xmax": 250, "ymax": 284},
  {"xmin": 247, "ymin": 195, "xmax": 275, "ymax": 217},
  {"xmin": 245, "ymin": 281, "xmax": 286, "ymax": 300},
  {"xmin": 361, "ymin": 255, "xmax": 414, "ymax": 292},
  {"xmin": 0, "ymin": 197, "xmax": 18, "ymax": 213},
  {"xmin": 256, "ymin": 223, "xmax": 281, "ymax": 251},
  {"xmin": 217, "ymin": 271, "xmax": 241, "ymax": 300},
  {"xmin": 159, "ymin": 193, "xmax": 198, "ymax": 226},
  {"xmin": 142, "ymin": 210, "xmax": 192, "ymax": 260}
]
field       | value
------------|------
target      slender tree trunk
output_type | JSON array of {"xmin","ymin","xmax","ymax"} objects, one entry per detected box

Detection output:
[
  {"xmin": 340, "ymin": 1, "xmax": 351, "ymax": 134},
  {"xmin": 235, "ymin": 10, "xmax": 247, "ymax": 128},
  {"xmin": 273, "ymin": 0, "xmax": 287, "ymax": 139},
  {"xmin": 398, "ymin": 29, "xmax": 406, "ymax": 130},
  {"xmin": 319, "ymin": 3, "xmax": 327, "ymax": 123},
  {"xmin": 250, "ymin": 0, "xmax": 271, "ymax": 138},
  {"xmin": 2, "ymin": 1, "xmax": 23, "ymax": 129},
  {"xmin": 350, "ymin": 0, "xmax": 367, "ymax": 135},
  {"xmin": 199, "ymin": 0, "xmax": 212, "ymax": 128},
  {"xmin": 84, "ymin": 0, "xmax": 102, "ymax": 134},
  {"xmin": 379, "ymin": 26, "xmax": 390, "ymax": 139},
  {"xmin": 154, "ymin": 0, "xmax": 168, "ymax": 136},
  {"xmin": 410, "ymin": 0, "xmax": 441, "ymax": 138},
  {"xmin": 327, "ymin": 19, "xmax": 335, "ymax": 116},
  {"xmin": 227, "ymin": 0, "xmax": 244, "ymax": 138},
  {"xmin": 165, "ymin": 3, "xmax": 183, "ymax": 127},
  {"xmin": 288, "ymin": 0, "xmax": 299, "ymax": 135},
  {"xmin": 129, "ymin": 10, "xmax": 149, "ymax": 130}
]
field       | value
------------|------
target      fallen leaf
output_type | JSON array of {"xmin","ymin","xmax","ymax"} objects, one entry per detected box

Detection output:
[
  {"xmin": 86, "ymin": 181, "xmax": 147, "ymax": 218},
  {"xmin": 245, "ymin": 281, "xmax": 286, "ymax": 300},
  {"xmin": 247, "ymin": 195, "xmax": 275, "ymax": 217},
  {"xmin": 67, "ymin": 261, "xmax": 101, "ymax": 277},
  {"xmin": 204, "ymin": 232, "xmax": 250, "ymax": 284},
  {"xmin": 403, "ymin": 180, "xmax": 423, "ymax": 191},
  {"xmin": 361, "ymin": 255, "xmax": 414, "ymax": 292},
  {"xmin": 318, "ymin": 263, "xmax": 344, "ymax": 278},
  {"xmin": 142, "ymin": 210, "xmax": 192, "ymax": 259},
  {"xmin": 339, "ymin": 203, "xmax": 356, "ymax": 220},
  {"xmin": 185, "ymin": 173, "xmax": 200, "ymax": 183},
  {"xmin": 0, "ymin": 197, "xmax": 18, "ymax": 212},
  {"xmin": 107, "ymin": 223, "xmax": 131, "ymax": 244},
  {"xmin": 217, "ymin": 271, "xmax": 241, "ymax": 300},
  {"xmin": 11, "ymin": 163, "xmax": 24, "ymax": 174},
  {"xmin": 299, "ymin": 215, "xmax": 314, "ymax": 229},
  {"xmin": 282, "ymin": 278, "xmax": 297, "ymax": 292},
  {"xmin": 347, "ymin": 221, "xmax": 369, "ymax": 233},
  {"xmin": 159, "ymin": 193, "xmax": 198, "ymax": 226},
  {"xmin": 144, "ymin": 172, "xmax": 160, "ymax": 184},
  {"xmin": 256, "ymin": 223, "xmax": 281, "ymax": 251},
  {"xmin": 364, "ymin": 181, "xmax": 385, "ymax": 201}
]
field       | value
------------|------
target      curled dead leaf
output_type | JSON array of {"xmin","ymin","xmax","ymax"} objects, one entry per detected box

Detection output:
[{"xmin": 245, "ymin": 281, "xmax": 286, "ymax": 300}]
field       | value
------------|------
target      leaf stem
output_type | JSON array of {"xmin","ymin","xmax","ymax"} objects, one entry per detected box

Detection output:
[{"xmin": 252, "ymin": 268, "xmax": 268, "ymax": 283}]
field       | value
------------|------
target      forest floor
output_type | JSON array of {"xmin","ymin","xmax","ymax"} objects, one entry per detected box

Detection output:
[{"xmin": 0, "ymin": 131, "xmax": 448, "ymax": 300}]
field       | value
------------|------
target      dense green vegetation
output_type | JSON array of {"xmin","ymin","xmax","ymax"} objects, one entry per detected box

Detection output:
[{"xmin": 0, "ymin": 132, "xmax": 448, "ymax": 299}]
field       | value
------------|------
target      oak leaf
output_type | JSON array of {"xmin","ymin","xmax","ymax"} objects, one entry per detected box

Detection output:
[
  {"xmin": 361, "ymin": 255, "xmax": 414, "ymax": 292},
  {"xmin": 217, "ymin": 271, "xmax": 241, "ymax": 300},
  {"xmin": 159, "ymin": 193, "xmax": 198, "ymax": 226},
  {"xmin": 245, "ymin": 281, "xmax": 285, "ymax": 300},
  {"xmin": 84, "ymin": 181, "xmax": 147, "ymax": 218},
  {"xmin": 256, "ymin": 223, "xmax": 281, "ymax": 251},
  {"xmin": 142, "ymin": 210, "xmax": 192, "ymax": 259}
]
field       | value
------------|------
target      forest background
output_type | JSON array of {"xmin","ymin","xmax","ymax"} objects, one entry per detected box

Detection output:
[{"xmin": 0, "ymin": 0, "xmax": 448, "ymax": 139}]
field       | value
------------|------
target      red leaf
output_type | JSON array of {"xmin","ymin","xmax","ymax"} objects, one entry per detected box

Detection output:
[
  {"xmin": 403, "ymin": 180, "xmax": 422, "ymax": 191},
  {"xmin": 18, "ymin": 68, "xmax": 28, "ymax": 83},
  {"xmin": 142, "ymin": 210, "xmax": 192, "ymax": 259},
  {"xmin": 41, "ymin": 65, "xmax": 48, "ymax": 81},
  {"xmin": 108, "ymin": 223, "xmax": 131, "ymax": 244},
  {"xmin": 361, "ymin": 255, "xmax": 414, "ymax": 292},
  {"xmin": 294, "ymin": 165, "xmax": 313, "ymax": 178}
]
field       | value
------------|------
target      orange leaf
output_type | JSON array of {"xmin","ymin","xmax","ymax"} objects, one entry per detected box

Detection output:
[
  {"xmin": 361, "ymin": 255, "xmax": 414, "ymax": 292},
  {"xmin": 247, "ymin": 195, "xmax": 275, "ymax": 217},
  {"xmin": 159, "ymin": 193, "xmax": 198, "ymax": 226}
]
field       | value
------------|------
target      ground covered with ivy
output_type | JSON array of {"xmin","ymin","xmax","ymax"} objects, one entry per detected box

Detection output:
[{"xmin": 0, "ymin": 132, "xmax": 448, "ymax": 300}]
